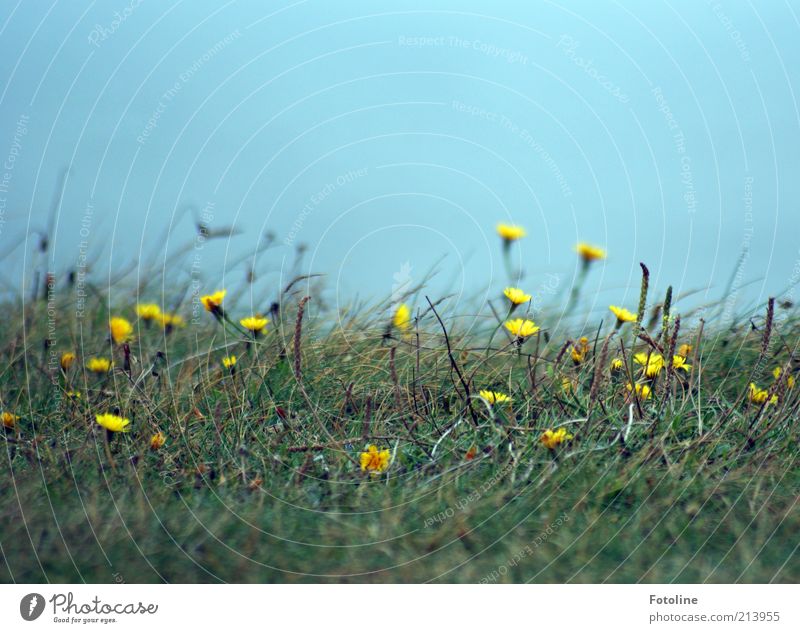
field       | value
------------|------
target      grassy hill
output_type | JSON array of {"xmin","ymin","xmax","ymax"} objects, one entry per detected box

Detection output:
[{"xmin": 1, "ymin": 258, "xmax": 798, "ymax": 583}]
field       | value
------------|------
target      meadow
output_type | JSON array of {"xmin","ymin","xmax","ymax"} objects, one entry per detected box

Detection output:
[{"xmin": 1, "ymin": 227, "xmax": 798, "ymax": 583}]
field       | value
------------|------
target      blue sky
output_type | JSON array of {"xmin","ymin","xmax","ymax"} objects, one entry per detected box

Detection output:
[{"xmin": 1, "ymin": 1, "xmax": 799, "ymax": 322}]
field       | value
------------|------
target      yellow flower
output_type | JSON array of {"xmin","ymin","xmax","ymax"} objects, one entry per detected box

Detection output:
[
  {"xmin": 240, "ymin": 315, "xmax": 269, "ymax": 335},
  {"xmin": 749, "ymin": 383, "xmax": 777, "ymax": 405},
  {"xmin": 505, "ymin": 318, "xmax": 539, "ymax": 339},
  {"xmin": 66, "ymin": 391, "xmax": 81, "ymax": 400},
  {"xmin": 478, "ymin": 390, "xmax": 510, "ymax": 405},
  {"xmin": 95, "ymin": 413, "xmax": 130, "ymax": 433},
  {"xmin": 561, "ymin": 376, "xmax": 575, "ymax": 392},
  {"xmin": 60, "ymin": 352, "xmax": 76, "ymax": 371},
  {"xmin": 575, "ymin": 242, "xmax": 607, "ymax": 262},
  {"xmin": 672, "ymin": 355, "xmax": 692, "ymax": 372},
  {"xmin": 626, "ymin": 382, "xmax": 652, "ymax": 400},
  {"xmin": 222, "ymin": 355, "xmax": 237, "ymax": 369},
  {"xmin": 496, "ymin": 223, "xmax": 526, "ymax": 242},
  {"xmin": 503, "ymin": 287, "xmax": 531, "ymax": 306},
  {"xmin": 634, "ymin": 352, "xmax": 664, "ymax": 377},
  {"xmin": 609, "ymin": 305, "xmax": 637, "ymax": 324},
  {"xmin": 136, "ymin": 303, "xmax": 161, "ymax": 321},
  {"xmin": 1, "ymin": 412, "xmax": 18, "ymax": 429},
  {"xmin": 360, "ymin": 445, "xmax": 391, "ymax": 473},
  {"xmin": 772, "ymin": 367, "xmax": 795, "ymax": 389},
  {"xmin": 201, "ymin": 289, "xmax": 226, "ymax": 313},
  {"xmin": 677, "ymin": 344, "xmax": 693, "ymax": 357},
  {"xmin": 158, "ymin": 312, "xmax": 185, "ymax": 329},
  {"xmin": 540, "ymin": 427, "xmax": 573, "ymax": 450},
  {"xmin": 393, "ymin": 303, "xmax": 411, "ymax": 332},
  {"xmin": 150, "ymin": 432, "xmax": 166, "ymax": 450},
  {"xmin": 571, "ymin": 336, "xmax": 590, "ymax": 364},
  {"xmin": 109, "ymin": 317, "xmax": 133, "ymax": 344},
  {"xmin": 610, "ymin": 358, "xmax": 624, "ymax": 371},
  {"xmin": 86, "ymin": 357, "xmax": 112, "ymax": 373}
]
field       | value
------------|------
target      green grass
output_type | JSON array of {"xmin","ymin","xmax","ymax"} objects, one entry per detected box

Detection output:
[{"xmin": 1, "ymin": 277, "xmax": 799, "ymax": 583}]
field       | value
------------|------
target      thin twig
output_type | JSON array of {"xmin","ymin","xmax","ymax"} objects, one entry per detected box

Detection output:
[{"xmin": 426, "ymin": 296, "xmax": 479, "ymax": 427}]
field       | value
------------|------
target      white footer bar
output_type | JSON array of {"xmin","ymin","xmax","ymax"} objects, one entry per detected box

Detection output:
[{"xmin": 1, "ymin": 584, "xmax": 796, "ymax": 631}]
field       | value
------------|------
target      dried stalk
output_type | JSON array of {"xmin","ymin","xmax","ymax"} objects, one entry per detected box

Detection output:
[{"xmin": 293, "ymin": 296, "xmax": 310, "ymax": 382}]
